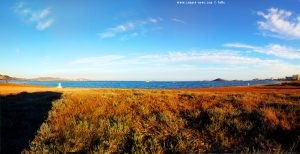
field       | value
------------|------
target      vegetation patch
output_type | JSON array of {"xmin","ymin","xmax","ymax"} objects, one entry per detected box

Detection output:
[{"xmin": 16, "ymin": 90, "xmax": 299, "ymax": 153}]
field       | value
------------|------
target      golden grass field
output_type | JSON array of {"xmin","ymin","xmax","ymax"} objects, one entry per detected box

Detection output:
[{"xmin": 1, "ymin": 82, "xmax": 299, "ymax": 153}]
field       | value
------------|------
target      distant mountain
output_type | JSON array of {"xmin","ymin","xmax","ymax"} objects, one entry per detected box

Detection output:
[
  {"xmin": 73, "ymin": 78, "xmax": 90, "ymax": 81},
  {"xmin": 0, "ymin": 74, "xmax": 18, "ymax": 80},
  {"xmin": 0, "ymin": 74, "xmax": 89, "ymax": 81},
  {"xmin": 28, "ymin": 77, "xmax": 89, "ymax": 81},
  {"xmin": 212, "ymin": 78, "xmax": 226, "ymax": 81},
  {"xmin": 29, "ymin": 77, "xmax": 70, "ymax": 81}
]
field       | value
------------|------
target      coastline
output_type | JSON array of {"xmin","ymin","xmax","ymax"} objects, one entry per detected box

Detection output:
[
  {"xmin": 1, "ymin": 81, "xmax": 299, "ymax": 95},
  {"xmin": 3, "ymin": 79, "xmax": 279, "ymax": 89}
]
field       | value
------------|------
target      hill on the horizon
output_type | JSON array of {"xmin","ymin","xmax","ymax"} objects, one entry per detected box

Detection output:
[
  {"xmin": 0, "ymin": 74, "xmax": 89, "ymax": 81},
  {"xmin": 0, "ymin": 74, "xmax": 18, "ymax": 80},
  {"xmin": 29, "ymin": 77, "xmax": 89, "ymax": 81}
]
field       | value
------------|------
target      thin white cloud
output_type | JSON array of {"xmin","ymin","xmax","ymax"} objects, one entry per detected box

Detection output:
[
  {"xmin": 100, "ymin": 22, "xmax": 135, "ymax": 39},
  {"xmin": 149, "ymin": 17, "xmax": 158, "ymax": 23},
  {"xmin": 13, "ymin": 2, "xmax": 54, "ymax": 31},
  {"xmin": 71, "ymin": 55, "xmax": 125, "ymax": 65},
  {"xmin": 69, "ymin": 49, "xmax": 300, "ymax": 80},
  {"xmin": 257, "ymin": 8, "xmax": 300, "ymax": 39},
  {"xmin": 99, "ymin": 18, "xmax": 161, "ymax": 39},
  {"xmin": 36, "ymin": 18, "xmax": 54, "ymax": 30},
  {"xmin": 30, "ymin": 8, "xmax": 50, "ymax": 21},
  {"xmin": 225, "ymin": 43, "xmax": 300, "ymax": 59},
  {"xmin": 71, "ymin": 50, "xmax": 280, "ymax": 66},
  {"xmin": 171, "ymin": 18, "xmax": 186, "ymax": 24},
  {"xmin": 136, "ymin": 51, "xmax": 280, "ymax": 65},
  {"xmin": 224, "ymin": 43, "xmax": 256, "ymax": 49}
]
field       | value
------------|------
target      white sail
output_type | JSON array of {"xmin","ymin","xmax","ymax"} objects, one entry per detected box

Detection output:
[{"xmin": 57, "ymin": 82, "xmax": 63, "ymax": 88}]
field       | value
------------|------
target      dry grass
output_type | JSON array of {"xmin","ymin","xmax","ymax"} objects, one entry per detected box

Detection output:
[{"xmin": 0, "ymin": 82, "xmax": 299, "ymax": 153}]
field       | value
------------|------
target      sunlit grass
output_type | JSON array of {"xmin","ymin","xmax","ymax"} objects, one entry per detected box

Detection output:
[{"xmin": 22, "ymin": 88, "xmax": 299, "ymax": 153}]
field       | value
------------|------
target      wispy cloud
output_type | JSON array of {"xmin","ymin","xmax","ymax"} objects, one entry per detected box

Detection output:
[
  {"xmin": 171, "ymin": 18, "xmax": 186, "ymax": 24},
  {"xmin": 257, "ymin": 8, "xmax": 300, "ymax": 39},
  {"xmin": 13, "ymin": 2, "xmax": 54, "ymax": 31},
  {"xmin": 135, "ymin": 51, "xmax": 269, "ymax": 65},
  {"xmin": 224, "ymin": 43, "xmax": 300, "ymax": 59},
  {"xmin": 36, "ymin": 18, "xmax": 54, "ymax": 30},
  {"xmin": 69, "ymin": 49, "xmax": 300, "ymax": 80},
  {"xmin": 71, "ymin": 55, "xmax": 125, "ymax": 65},
  {"xmin": 30, "ymin": 8, "xmax": 50, "ymax": 21},
  {"xmin": 71, "ymin": 50, "xmax": 280, "ymax": 66},
  {"xmin": 99, "ymin": 18, "xmax": 161, "ymax": 39}
]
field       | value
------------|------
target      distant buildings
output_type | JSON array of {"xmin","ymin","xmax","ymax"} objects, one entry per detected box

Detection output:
[
  {"xmin": 286, "ymin": 74, "xmax": 300, "ymax": 81},
  {"xmin": 292, "ymin": 74, "xmax": 300, "ymax": 81}
]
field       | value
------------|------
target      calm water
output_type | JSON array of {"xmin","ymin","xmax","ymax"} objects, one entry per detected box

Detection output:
[{"xmin": 5, "ymin": 80, "xmax": 278, "ymax": 89}]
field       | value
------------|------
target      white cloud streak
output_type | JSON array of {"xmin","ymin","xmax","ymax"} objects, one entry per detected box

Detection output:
[
  {"xmin": 99, "ymin": 18, "xmax": 161, "ymax": 39},
  {"xmin": 71, "ymin": 55, "xmax": 125, "ymax": 65},
  {"xmin": 225, "ymin": 43, "xmax": 300, "ymax": 59},
  {"xmin": 36, "ymin": 18, "xmax": 55, "ymax": 30},
  {"xmin": 171, "ymin": 18, "xmax": 186, "ymax": 24},
  {"xmin": 71, "ymin": 50, "xmax": 282, "ymax": 66},
  {"xmin": 257, "ymin": 8, "xmax": 300, "ymax": 39},
  {"xmin": 68, "ymin": 49, "xmax": 300, "ymax": 80},
  {"xmin": 30, "ymin": 8, "xmax": 50, "ymax": 21},
  {"xmin": 136, "ymin": 51, "xmax": 275, "ymax": 65},
  {"xmin": 13, "ymin": 2, "xmax": 54, "ymax": 31}
]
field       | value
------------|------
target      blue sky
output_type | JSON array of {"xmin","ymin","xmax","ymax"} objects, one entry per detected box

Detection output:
[{"xmin": 0, "ymin": 0, "xmax": 300, "ymax": 80}]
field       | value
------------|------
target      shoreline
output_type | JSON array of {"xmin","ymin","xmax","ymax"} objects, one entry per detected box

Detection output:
[
  {"xmin": 1, "ymin": 80, "xmax": 281, "ymax": 89},
  {"xmin": 1, "ymin": 81, "xmax": 299, "ymax": 95}
]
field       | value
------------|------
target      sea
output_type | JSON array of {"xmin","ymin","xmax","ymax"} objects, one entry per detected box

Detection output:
[{"xmin": 4, "ymin": 80, "xmax": 278, "ymax": 89}]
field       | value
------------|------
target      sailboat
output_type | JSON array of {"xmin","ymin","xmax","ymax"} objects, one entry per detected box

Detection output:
[{"xmin": 57, "ymin": 82, "xmax": 63, "ymax": 88}]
